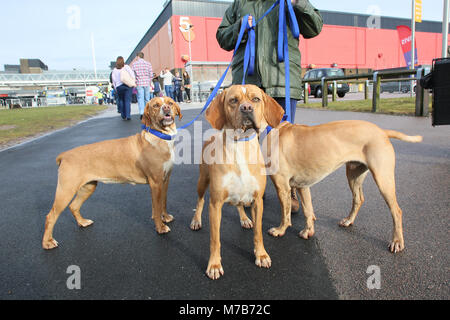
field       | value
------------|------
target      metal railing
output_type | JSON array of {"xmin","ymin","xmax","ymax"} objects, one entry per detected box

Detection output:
[{"xmin": 302, "ymin": 68, "xmax": 429, "ymax": 116}]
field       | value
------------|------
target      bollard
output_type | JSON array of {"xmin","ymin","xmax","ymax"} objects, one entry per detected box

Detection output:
[
  {"xmin": 415, "ymin": 68, "xmax": 429, "ymax": 117},
  {"xmin": 372, "ymin": 72, "xmax": 380, "ymax": 112},
  {"xmin": 303, "ymin": 82, "xmax": 309, "ymax": 104},
  {"xmin": 321, "ymin": 77, "xmax": 328, "ymax": 107},
  {"xmin": 332, "ymin": 81, "xmax": 337, "ymax": 102},
  {"xmin": 364, "ymin": 80, "xmax": 369, "ymax": 100}
]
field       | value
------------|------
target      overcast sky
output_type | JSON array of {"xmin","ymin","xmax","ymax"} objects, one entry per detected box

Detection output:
[{"xmin": 0, "ymin": 0, "xmax": 447, "ymax": 71}]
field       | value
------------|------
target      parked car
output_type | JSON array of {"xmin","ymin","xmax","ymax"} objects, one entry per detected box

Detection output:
[
  {"xmin": 303, "ymin": 68, "xmax": 350, "ymax": 98},
  {"xmin": 380, "ymin": 81, "xmax": 414, "ymax": 93}
]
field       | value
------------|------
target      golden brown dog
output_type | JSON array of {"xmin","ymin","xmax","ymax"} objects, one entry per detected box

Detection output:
[
  {"xmin": 42, "ymin": 97, "xmax": 182, "ymax": 249},
  {"xmin": 190, "ymin": 84, "xmax": 284, "ymax": 280},
  {"xmin": 263, "ymin": 120, "xmax": 422, "ymax": 253}
]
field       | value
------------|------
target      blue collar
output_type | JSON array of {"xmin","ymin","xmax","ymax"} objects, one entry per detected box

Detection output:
[
  {"xmin": 141, "ymin": 124, "xmax": 175, "ymax": 141},
  {"xmin": 236, "ymin": 132, "xmax": 257, "ymax": 142}
]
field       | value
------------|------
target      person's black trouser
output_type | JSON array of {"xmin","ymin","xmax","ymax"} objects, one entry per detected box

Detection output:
[{"xmin": 185, "ymin": 88, "xmax": 191, "ymax": 101}]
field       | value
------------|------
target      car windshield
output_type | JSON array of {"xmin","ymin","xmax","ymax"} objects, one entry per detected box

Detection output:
[{"xmin": 326, "ymin": 69, "xmax": 345, "ymax": 76}]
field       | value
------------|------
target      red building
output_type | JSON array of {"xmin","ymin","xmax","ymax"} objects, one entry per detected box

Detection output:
[{"xmin": 127, "ymin": 0, "xmax": 449, "ymax": 78}]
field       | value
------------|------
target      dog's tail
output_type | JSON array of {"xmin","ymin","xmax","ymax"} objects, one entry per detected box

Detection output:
[{"xmin": 384, "ymin": 130, "xmax": 423, "ymax": 143}]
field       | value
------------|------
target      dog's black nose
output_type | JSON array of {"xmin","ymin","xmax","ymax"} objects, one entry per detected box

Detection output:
[{"xmin": 239, "ymin": 103, "xmax": 253, "ymax": 113}]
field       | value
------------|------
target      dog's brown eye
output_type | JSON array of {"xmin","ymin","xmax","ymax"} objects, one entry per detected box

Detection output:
[
  {"xmin": 229, "ymin": 98, "xmax": 238, "ymax": 104},
  {"xmin": 252, "ymin": 97, "xmax": 261, "ymax": 103},
  {"xmin": 152, "ymin": 104, "xmax": 159, "ymax": 108}
]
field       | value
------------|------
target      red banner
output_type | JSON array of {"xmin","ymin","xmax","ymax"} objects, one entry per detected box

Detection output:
[{"xmin": 396, "ymin": 25, "xmax": 418, "ymax": 67}]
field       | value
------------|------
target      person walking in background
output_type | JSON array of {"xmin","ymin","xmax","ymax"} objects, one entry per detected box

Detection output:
[
  {"xmin": 183, "ymin": 71, "xmax": 192, "ymax": 103},
  {"xmin": 216, "ymin": 0, "xmax": 323, "ymax": 213},
  {"xmin": 149, "ymin": 77, "xmax": 155, "ymax": 100},
  {"xmin": 153, "ymin": 77, "xmax": 161, "ymax": 97},
  {"xmin": 109, "ymin": 88, "xmax": 116, "ymax": 105},
  {"xmin": 172, "ymin": 71, "xmax": 184, "ymax": 103},
  {"xmin": 110, "ymin": 71, "xmax": 120, "ymax": 113},
  {"xmin": 131, "ymin": 52, "xmax": 153, "ymax": 120},
  {"xmin": 111, "ymin": 56, "xmax": 135, "ymax": 120},
  {"xmin": 160, "ymin": 68, "xmax": 174, "ymax": 99}
]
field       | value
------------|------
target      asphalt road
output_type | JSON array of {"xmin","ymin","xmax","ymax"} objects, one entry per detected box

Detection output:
[{"xmin": 0, "ymin": 104, "xmax": 448, "ymax": 300}]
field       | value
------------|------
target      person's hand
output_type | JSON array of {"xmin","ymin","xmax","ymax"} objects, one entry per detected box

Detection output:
[
  {"xmin": 243, "ymin": 15, "xmax": 253, "ymax": 28},
  {"xmin": 291, "ymin": 0, "xmax": 298, "ymax": 4}
]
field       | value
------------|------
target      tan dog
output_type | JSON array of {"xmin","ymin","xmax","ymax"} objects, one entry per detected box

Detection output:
[
  {"xmin": 42, "ymin": 97, "xmax": 182, "ymax": 249},
  {"xmin": 263, "ymin": 120, "xmax": 422, "ymax": 253},
  {"xmin": 190, "ymin": 84, "xmax": 284, "ymax": 279}
]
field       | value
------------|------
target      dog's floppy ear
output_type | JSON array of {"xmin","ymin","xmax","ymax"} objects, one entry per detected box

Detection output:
[
  {"xmin": 262, "ymin": 91, "xmax": 285, "ymax": 128},
  {"xmin": 205, "ymin": 90, "xmax": 226, "ymax": 130},
  {"xmin": 142, "ymin": 101, "xmax": 152, "ymax": 127},
  {"xmin": 173, "ymin": 101, "xmax": 183, "ymax": 120}
]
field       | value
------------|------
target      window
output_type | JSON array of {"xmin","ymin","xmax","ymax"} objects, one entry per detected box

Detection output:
[{"xmin": 326, "ymin": 69, "xmax": 345, "ymax": 77}]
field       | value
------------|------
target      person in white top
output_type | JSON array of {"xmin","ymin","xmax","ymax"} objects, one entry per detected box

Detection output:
[
  {"xmin": 111, "ymin": 56, "xmax": 136, "ymax": 120},
  {"xmin": 160, "ymin": 68, "xmax": 175, "ymax": 99}
]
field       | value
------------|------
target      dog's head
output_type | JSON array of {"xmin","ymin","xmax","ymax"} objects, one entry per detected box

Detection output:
[
  {"xmin": 205, "ymin": 85, "xmax": 284, "ymax": 132},
  {"xmin": 142, "ymin": 97, "xmax": 183, "ymax": 132}
]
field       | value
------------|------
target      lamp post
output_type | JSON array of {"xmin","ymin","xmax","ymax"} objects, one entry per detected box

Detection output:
[
  {"xmin": 443, "ymin": 0, "xmax": 449, "ymax": 58},
  {"xmin": 188, "ymin": 24, "xmax": 194, "ymax": 83},
  {"xmin": 187, "ymin": 24, "xmax": 195, "ymax": 101},
  {"xmin": 411, "ymin": 0, "xmax": 417, "ymax": 97}
]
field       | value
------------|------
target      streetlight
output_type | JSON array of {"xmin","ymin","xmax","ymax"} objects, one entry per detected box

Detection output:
[
  {"xmin": 186, "ymin": 24, "xmax": 195, "ymax": 101},
  {"xmin": 187, "ymin": 24, "xmax": 194, "ymax": 83},
  {"xmin": 443, "ymin": 0, "xmax": 449, "ymax": 58}
]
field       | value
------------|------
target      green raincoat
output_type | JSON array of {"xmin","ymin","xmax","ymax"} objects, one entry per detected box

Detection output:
[{"xmin": 217, "ymin": 0, "xmax": 323, "ymax": 99}]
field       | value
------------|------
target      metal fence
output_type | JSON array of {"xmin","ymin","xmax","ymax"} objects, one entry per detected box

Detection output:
[
  {"xmin": 302, "ymin": 68, "xmax": 430, "ymax": 116},
  {"xmin": 190, "ymin": 80, "xmax": 229, "ymax": 103}
]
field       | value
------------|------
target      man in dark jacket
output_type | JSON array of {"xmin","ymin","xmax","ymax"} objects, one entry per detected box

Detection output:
[
  {"xmin": 217, "ymin": 0, "xmax": 323, "ymax": 212},
  {"xmin": 216, "ymin": 0, "xmax": 322, "ymax": 121}
]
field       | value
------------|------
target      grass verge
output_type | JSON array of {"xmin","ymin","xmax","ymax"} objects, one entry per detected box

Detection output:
[
  {"xmin": 299, "ymin": 96, "xmax": 431, "ymax": 116},
  {"xmin": 0, "ymin": 105, "xmax": 107, "ymax": 148}
]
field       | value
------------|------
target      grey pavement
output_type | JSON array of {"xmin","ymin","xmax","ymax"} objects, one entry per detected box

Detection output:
[{"xmin": 0, "ymin": 103, "xmax": 448, "ymax": 300}]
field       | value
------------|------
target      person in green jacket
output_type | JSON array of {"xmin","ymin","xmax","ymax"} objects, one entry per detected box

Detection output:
[
  {"xmin": 217, "ymin": 0, "xmax": 323, "ymax": 213},
  {"xmin": 217, "ymin": 0, "xmax": 323, "ymax": 122}
]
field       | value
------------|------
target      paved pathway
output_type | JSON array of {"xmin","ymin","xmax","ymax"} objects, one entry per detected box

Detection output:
[{"xmin": 0, "ymin": 105, "xmax": 448, "ymax": 300}]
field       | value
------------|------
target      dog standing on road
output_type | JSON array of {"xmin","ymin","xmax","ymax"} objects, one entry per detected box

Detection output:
[
  {"xmin": 190, "ymin": 84, "xmax": 284, "ymax": 280},
  {"xmin": 264, "ymin": 120, "xmax": 422, "ymax": 253},
  {"xmin": 42, "ymin": 97, "xmax": 182, "ymax": 250}
]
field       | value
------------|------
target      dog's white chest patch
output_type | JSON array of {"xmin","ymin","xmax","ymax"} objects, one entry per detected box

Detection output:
[
  {"xmin": 144, "ymin": 132, "xmax": 158, "ymax": 146},
  {"xmin": 163, "ymin": 140, "xmax": 175, "ymax": 179},
  {"xmin": 222, "ymin": 145, "xmax": 259, "ymax": 206}
]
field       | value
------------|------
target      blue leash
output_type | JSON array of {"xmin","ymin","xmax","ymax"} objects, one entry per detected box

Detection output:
[
  {"xmin": 242, "ymin": 0, "xmax": 299, "ymax": 125},
  {"xmin": 143, "ymin": 0, "xmax": 299, "ymax": 140}
]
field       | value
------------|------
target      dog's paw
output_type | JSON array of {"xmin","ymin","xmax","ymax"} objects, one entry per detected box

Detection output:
[
  {"xmin": 206, "ymin": 264, "xmax": 224, "ymax": 280},
  {"xmin": 162, "ymin": 214, "xmax": 174, "ymax": 223},
  {"xmin": 240, "ymin": 218, "xmax": 253, "ymax": 229},
  {"xmin": 156, "ymin": 224, "xmax": 171, "ymax": 234},
  {"xmin": 299, "ymin": 227, "xmax": 314, "ymax": 240},
  {"xmin": 190, "ymin": 219, "xmax": 202, "ymax": 231},
  {"xmin": 77, "ymin": 219, "xmax": 94, "ymax": 228},
  {"xmin": 339, "ymin": 217, "xmax": 354, "ymax": 227},
  {"xmin": 42, "ymin": 238, "xmax": 59, "ymax": 250},
  {"xmin": 255, "ymin": 254, "xmax": 272, "ymax": 269},
  {"xmin": 268, "ymin": 227, "xmax": 286, "ymax": 237},
  {"xmin": 389, "ymin": 239, "xmax": 405, "ymax": 253}
]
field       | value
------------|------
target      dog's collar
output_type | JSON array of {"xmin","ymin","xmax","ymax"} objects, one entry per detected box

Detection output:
[
  {"xmin": 236, "ymin": 133, "xmax": 257, "ymax": 142},
  {"xmin": 141, "ymin": 124, "xmax": 175, "ymax": 141},
  {"xmin": 226, "ymin": 129, "xmax": 258, "ymax": 142}
]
